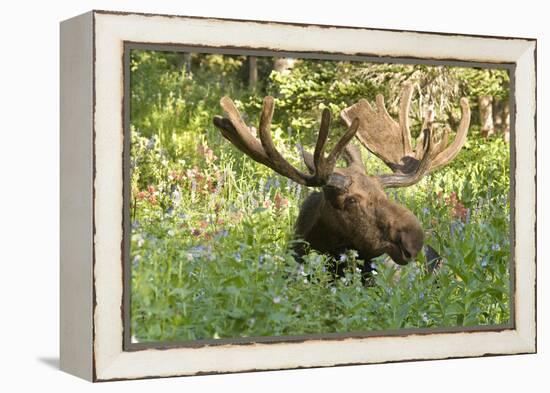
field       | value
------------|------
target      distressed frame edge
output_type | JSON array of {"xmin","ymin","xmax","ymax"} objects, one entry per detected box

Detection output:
[
  {"xmin": 59, "ymin": 10, "xmax": 95, "ymax": 381},
  {"xmin": 89, "ymin": 11, "xmax": 537, "ymax": 382}
]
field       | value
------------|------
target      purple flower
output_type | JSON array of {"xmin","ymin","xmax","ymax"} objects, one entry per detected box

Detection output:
[{"xmin": 214, "ymin": 229, "xmax": 229, "ymax": 239}]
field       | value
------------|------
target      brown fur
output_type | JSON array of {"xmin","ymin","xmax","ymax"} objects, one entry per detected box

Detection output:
[{"xmin": 294, "ymin": 147, "xmax": 424, "ymax": 279}]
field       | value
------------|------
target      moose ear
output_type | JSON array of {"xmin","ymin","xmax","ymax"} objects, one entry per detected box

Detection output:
[{"xmin": 297, "ymin": 144, "xmax": 316, "ymax": 174}]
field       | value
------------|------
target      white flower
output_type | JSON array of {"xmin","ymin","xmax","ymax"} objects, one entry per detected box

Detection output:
[
  {"xmin": 186, "ymin": 253, "xmax": 194, "ymax": 261},
  {"xmin": 273, "ymin": 296, "xmax": 281, "ymax": 304},
  {"xmin": 167, "ymin": 229, "xmax": 175, "ymax": 237},
  {"xmin": 172, "ymin": 189, "xmax": 182, "ymax": 204}
]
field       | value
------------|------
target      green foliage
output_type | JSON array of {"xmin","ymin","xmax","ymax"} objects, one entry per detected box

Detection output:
[{"xmin": 129, "ymin": 50, "xmax": 511, "ymax": 343}]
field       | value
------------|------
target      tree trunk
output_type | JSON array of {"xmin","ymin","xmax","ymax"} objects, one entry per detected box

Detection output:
[
  {"xmin": 479, "ymin": 95, "xmax": 494, "ymax": 138},
  {"xmin": 248, "ymin": 56, "xmax": 258, "ymax": 89},
  {"xmin": 491, "ymin": 98, "xmax": 510, "ymax": 143},
  {"xmin": 502, "ymin": 101, "xmax": 510, "ymax": 143},
  {"xmin": 493, "ymin": 99, "xmax": 503, "ymax": 134}
]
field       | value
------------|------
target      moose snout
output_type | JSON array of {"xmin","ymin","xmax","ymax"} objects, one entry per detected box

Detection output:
[{"xmin": 394, "ymin": 227, "xmax": 424, "ymax": 265}]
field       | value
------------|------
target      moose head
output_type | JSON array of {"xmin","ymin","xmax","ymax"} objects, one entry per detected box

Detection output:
[{"xmin": 213, "ymin": 82, "xmax": 470, "ymax": 280}]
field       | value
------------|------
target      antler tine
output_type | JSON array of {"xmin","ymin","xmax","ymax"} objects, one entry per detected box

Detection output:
[
  {"xmin": 429, "ymin": 97, "xmax": 470, "ymax": 172},
  {"xmin": 326, "ymin": 118, "xmax": 360, "ymax": 170},
  {"xmin": 258, "ymin": 97, "xmax": 317, "ymax": 185},
  {"xmin": 398, "ymin": 82, "xmax": 414, "ymax": 156},
  {"xmin": 415, "ymin": 105, "xmax": 436, "ymax": 161},
  {"xmin": 313, "ymin": 109, "xmax": 331, "ymax": 172},
  {"xmin": 378, "ymin": 129, "xmax": 433, "ymax": 188},
  {"xmin": 432, "ymin": 126, "xmax": 450, "ymax": 159},
  {"xmin": 216, "ymin": 97, "xmax": 271, "ymax": 166}
]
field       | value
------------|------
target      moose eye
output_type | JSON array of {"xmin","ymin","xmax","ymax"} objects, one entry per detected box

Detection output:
[{"xmin": 344, "ymin": 196, "xmax": 357, "ymax": 208}]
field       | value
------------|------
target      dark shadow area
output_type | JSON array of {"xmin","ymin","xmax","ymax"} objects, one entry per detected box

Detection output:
[{"xmin": 37, "ymin": 356, "xmax": 59, "ymax": 370}]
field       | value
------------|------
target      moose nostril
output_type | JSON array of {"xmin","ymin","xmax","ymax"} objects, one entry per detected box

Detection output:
[{"xmin": 402, "ymin": 248, "xmax": 412, "ymax": 260}]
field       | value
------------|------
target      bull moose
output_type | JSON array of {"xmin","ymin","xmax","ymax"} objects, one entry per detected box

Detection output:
[{"xmin": 213, "ymin": 83, "xmax": 470, "ymax": 281}]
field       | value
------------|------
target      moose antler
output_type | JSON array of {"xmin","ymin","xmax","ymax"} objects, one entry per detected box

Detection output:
[
  {"xmin": 213, "ymin": 96, "xmax": 360, "ymax": 187},
  {"xmin": 340, "ymin": 82, "xmax": 470, "ymax": 188}
]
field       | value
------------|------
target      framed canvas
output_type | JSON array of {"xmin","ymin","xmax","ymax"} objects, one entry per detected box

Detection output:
[{"xmin": 60, "ymin": 10, "xmax": 537, "ymax": 382}]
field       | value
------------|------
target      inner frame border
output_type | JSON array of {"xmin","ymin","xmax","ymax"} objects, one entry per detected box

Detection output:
[{"xmin": 121, "ymin": 41, "xmax": 518, "ymax": 352}]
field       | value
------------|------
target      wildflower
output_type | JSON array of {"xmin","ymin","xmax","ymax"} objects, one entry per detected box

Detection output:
[
  {"xmin": 481, "ymin": 258, "xmax": 488, "ymax": 268},
  {"xmin": 273, "ymin": 296, "xmax": 281, "ymax": 304},
  {"xmin": 168, "ymin": 170, "xmax": 182, "ymax": 181},
  {"xmin": 214, "ymin": 229, "xmax": 229, "ymax": 240},
  {"xmin": 349, "ymin": 250, "xmax": 359, "ymax": 259},
  {"xmin": 421, "ymin": 312, "xmax": 429, "ymax": 323},
  {"xmin": 422, "ymin": 207, "xmax": 429, "ymax": 215},
  {"xmin": 147, "ymin": 185, "xmax": 156, "ymax": 194},
  {"xmin": 136, "ymin": 191, "xmax": 147, "ymax": 200},
  {"xmin": 234, "ymin": 252, "xmax": 242, "ymax": 262},
  {"xmin": 197, "ymin": 143, "xmax": 218, "ymax": 163},
  {"xmin": 273, "ymin": 192, "xmax": 288, "ymax": 210},
  {"xmin": 167, "ymin": 229, "xmax": 175, "ymax": 237},
  {"xmin": 172, "ymin": 189, "xmax": 181, "ymax": 204},
  {"xmin": 186, "ymin": 253, "xmax": 194, "ymax": 261},
  {"xmin": 339, "ymin": 254, "xmax": 347, "ymax": 263},
  {"xmin": 295, "ymin": 305, "xmax": 301, "ymax": 313},
  {"xmin": 146, "ymin": 136, "xmax": 156, "ymax": 150},
  {"xmin": 419, "ymin": 292, "xmax": 425, "ymax": 300},
  {"xmin": 137, "ymin": 237, "xmax": 144, "ymax": 247},
  {"xmin": 132, "ymin": 255, "xmax": 141, "ymax": 266},
  {"xmin": 450, "ymin": 220, "xmax": 464, "ymax": 237},
  {"xmin": 330, "ymin": 287, "xmax": 337, "ymax": 294},
  {"xmin": 491, "ymin": 243, "xmax": 501, "ymax": 251}
]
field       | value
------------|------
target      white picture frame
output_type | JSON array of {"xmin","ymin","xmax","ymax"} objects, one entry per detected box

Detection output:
[{"xmin": 60, "ymin": 10, "xmax": 536, "ymax": 382}]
